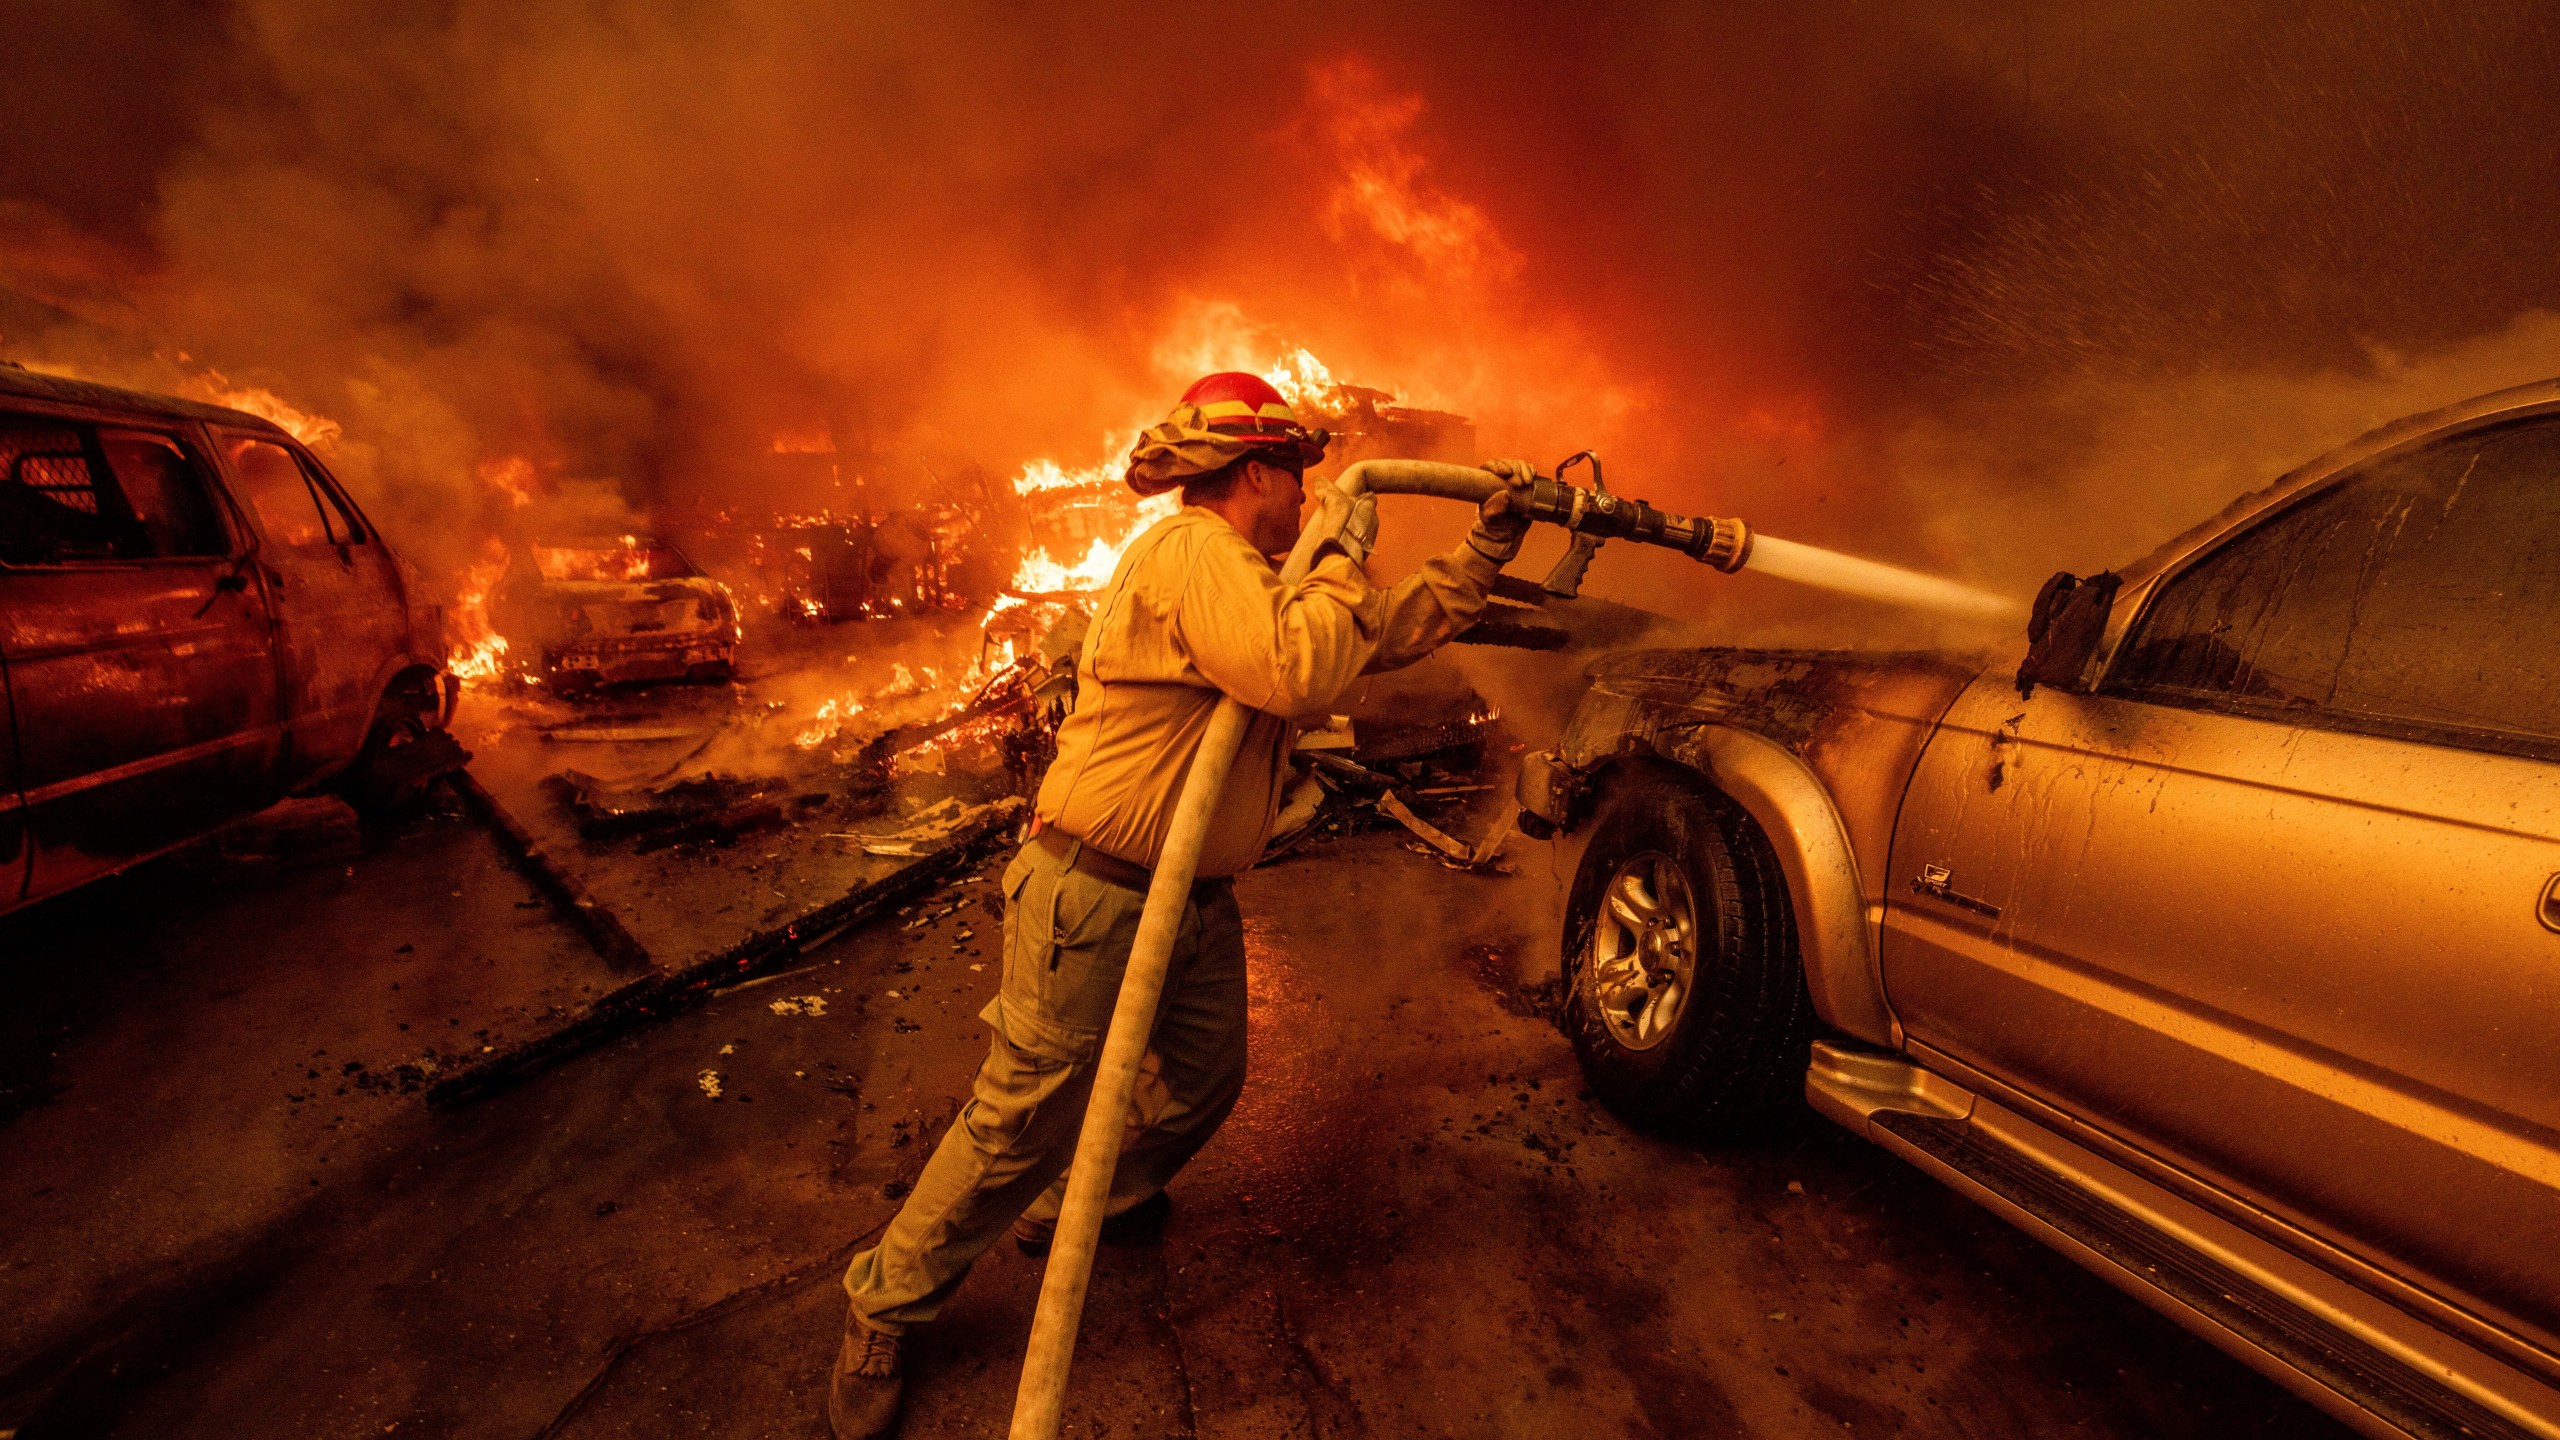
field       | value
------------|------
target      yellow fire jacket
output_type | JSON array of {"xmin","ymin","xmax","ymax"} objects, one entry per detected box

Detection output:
[{"xmin": 1035, "ymin": 506, "xmax": 1503, "ymax": 877}]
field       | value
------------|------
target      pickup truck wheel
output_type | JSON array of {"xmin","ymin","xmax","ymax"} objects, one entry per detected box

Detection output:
[
  {"xmin": 342, "ymin": 707, "xmax": 435, "ymax": 826},
  {"xmin": 1563, "ymin": 774, "xmax": 1814, "ymax": 1140}
]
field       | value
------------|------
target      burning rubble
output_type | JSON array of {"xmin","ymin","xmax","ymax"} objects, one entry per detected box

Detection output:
[{"xmin": 430, "ymin": 342, "xmax": 1552, "ymax": 876}]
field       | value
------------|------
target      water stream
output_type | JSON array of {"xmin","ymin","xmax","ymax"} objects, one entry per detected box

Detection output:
[{"xmin": 1743, "ymin": 533, "xmax": 2020, "ymax": 622}]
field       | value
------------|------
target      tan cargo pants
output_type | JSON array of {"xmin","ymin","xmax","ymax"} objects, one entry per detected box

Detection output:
[{"xmin": 842, "ymin": 838, "xmax": 1248, "ymax": 1334}]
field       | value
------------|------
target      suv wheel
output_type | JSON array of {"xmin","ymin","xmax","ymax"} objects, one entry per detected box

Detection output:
[
  {"xmin": 1562, "ymin": 772, "xmax": 1815, "ymax": 1139},
  {"xmin": 342, "ymin": 701, "xmax": 438, "ymax": 826}
]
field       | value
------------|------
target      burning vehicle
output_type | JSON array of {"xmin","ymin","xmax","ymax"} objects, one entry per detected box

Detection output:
[
  {"xmin": 490, "ymin": 534, "xmax": 740, "ymax": 691},
  {"xmin": 1520, "ymin": 381, "xmax": 2560, "ymax": 1437},
  {"xmin": 0, "ymin": 366, "xmax": 455, "ymax": 917}
]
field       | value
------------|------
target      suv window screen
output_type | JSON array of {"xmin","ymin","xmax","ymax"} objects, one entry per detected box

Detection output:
[
  {"xmin": 223, "ymin": 434, "xmax": 358, "ymax": 552},
  {"xmin": 2112, "ymin": 414, "xmax": 2560, "ymax": 754},
  {"xmin": 1, "ymin": 414, "xmax": 131, "ymax": 564},
  {"xmin": 99, "ymin": 431, "xmax": 229, "ymax": 558}
]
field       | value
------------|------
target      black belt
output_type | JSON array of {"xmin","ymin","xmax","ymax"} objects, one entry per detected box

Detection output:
[{"xmin": 1030, "ymin": 824, "xmax": 1231, "ymax": 899}]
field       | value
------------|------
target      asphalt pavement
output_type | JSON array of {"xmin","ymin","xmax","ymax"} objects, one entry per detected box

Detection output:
[{"xmin": 0, "ymin": 809, "xmax": 2343, "ymax": 1438}]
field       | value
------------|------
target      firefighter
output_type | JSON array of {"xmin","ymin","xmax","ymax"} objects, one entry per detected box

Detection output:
[{"xmin": 827, "ymin": 372, "xmax": 1534, "ymax": 1439}]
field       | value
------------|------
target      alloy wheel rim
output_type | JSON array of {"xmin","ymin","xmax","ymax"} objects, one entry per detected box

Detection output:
[{"xmin": 1588, "ymin": 851, "xmax": 1697, "ymax": 1052}]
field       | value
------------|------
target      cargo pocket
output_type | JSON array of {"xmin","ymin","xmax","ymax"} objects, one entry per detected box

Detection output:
[
  {"xmin": 1003, "ymin": 858, "xmax": 1128, "ymax": 1022},
  {"xmin": 958, "ymin": 1018, "xmax": 1079, "ymax": 1154}
]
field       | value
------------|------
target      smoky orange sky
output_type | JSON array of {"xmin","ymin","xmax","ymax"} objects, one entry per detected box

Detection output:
[{"xmin": 7, "ymin": 0, "xmax": 2560, "ymax": 610}]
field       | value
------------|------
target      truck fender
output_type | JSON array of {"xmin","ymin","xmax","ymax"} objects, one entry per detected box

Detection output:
[{"xmin": 1668, "ymin": 724, "xmax": 1900, "ymax": 1049}]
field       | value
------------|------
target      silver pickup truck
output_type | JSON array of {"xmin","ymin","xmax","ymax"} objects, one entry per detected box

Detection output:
[{"xmin": 1518, "ymin": 380, "xmax": 2560, "ymax": 1440}]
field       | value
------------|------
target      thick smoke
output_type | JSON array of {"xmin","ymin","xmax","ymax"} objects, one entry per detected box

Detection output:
[{"xmin": 5, "ymin": 0, "xmax": 2558, "ymax": 613}]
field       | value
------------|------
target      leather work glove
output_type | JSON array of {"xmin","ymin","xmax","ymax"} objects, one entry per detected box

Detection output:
[
  {"xmin": 1467, "ymin": 458, "xmax": 1538, "ymax": 563},
  {"xmin": 1314, "ymin": 487, "xmax": 1381, "ymax": 567}
]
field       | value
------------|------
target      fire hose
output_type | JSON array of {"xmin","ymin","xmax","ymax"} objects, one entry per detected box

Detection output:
[{"xmin": 1005, "ymin": 458, "xmax": 1753, "ymax": 1440}]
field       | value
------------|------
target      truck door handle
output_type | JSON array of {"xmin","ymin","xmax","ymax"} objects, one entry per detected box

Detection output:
[
  {"xmin": 195, "ymin": 565, "xmax": 253, "ymax": 617},
  {"xmin": 1913, "ymin": 863, "xmax": 2003, "ymax": 919},
  {"xmin": 2540, "ymin": 874, "xmax": 2560, "ymax": 934}
]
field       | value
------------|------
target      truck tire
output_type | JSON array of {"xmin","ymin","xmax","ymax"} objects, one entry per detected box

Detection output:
[
  {"xmin": 1561, "ymin": 770, "xmax": 1815, "ymax": 1140},
  {"xmin": 341, "ymin": 693, "xmax": 441, "ymax": 828}
]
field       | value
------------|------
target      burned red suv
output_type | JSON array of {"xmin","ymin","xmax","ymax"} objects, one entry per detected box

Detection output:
[{"xmin": 0, "ymin": 365, "xmax": 452, "ymax": 916}]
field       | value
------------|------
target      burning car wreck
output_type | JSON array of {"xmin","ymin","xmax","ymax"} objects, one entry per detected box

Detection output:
[
  {"xmin": 1519, "ymin": 380, "xmax": 2560, "ymax": 1438},
  {"xmin": 490, "ymin": 534, "xmax": 740, "ymax": 692}
]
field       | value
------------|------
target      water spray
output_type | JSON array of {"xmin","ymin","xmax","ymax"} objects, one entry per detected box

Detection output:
[
  {"xmin": 1327, "ymin": 458, "xmax": 2018, "ymax": 621},
  {"xmin": 1008, "ymin": 456, "xmax": 2013, "ymax": 1440}
]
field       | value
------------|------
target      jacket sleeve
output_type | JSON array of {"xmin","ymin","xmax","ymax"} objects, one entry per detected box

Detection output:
[
  {"xmin": 1360, "ymin": 541, "xmax": 1505, "ymax": 675},
  {"xmin": 1172, "ymin": 528, "xmax": 1388, "ymax": 719}
]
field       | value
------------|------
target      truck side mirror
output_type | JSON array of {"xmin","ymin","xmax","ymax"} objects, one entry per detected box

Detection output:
[{"xmin": 2016, "ymin": 569, "xmax": 2119, "ymax": 697}]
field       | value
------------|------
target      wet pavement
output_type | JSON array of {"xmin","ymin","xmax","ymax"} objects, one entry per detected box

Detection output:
[{"xmin": 0, "ymin": 812, "xmax": 2343, "ymax": 1438}]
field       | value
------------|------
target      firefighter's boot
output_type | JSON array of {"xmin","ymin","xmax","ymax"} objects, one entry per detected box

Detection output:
[{"xmin": 827, "ymin": 1311, "xmax": 904, "ymax": 1440}]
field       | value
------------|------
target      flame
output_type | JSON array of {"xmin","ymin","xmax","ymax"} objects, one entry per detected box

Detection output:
[
  {"xmin": 1010, "ymin": 536, "xmax": 1122, "ymax": 594},
  {"xmin": 1015, "ymin": 454, "xmax": 1117, "ymax": 494},
  {"xmin": 1310, "ymin": 58, "xmax": 1522, "ymax": 286},
  {"xmin": 772, "ymin": 426, "xmax": 836, "ymax": 454},
  {"xmin": 795, "ymin": 692, "xmax": 865, "ymax": 746},
  {"xmin": 445, "ymin": 536, "xmax": 514, "ymax": 684},
  {"xmin": 999, "ymin": 344, "xmax": 1332, "ymax": 599},
  {"xmin": 1261, "ymin": 348, "xmax": 1339, "ymax": 410},
  {"xmin": 792, "ymin": 654, "xmax": 1012, "ymax": 752},
  {"xmin": 532, "ymin": 534, "xmax": 667, "ymax": 582},
  {"xmin": 177, "ymin": 373, "xmax": 346, "ymax": 450},
  {"xmin": 477, "ymin": 454, "xmax": 537, "ymax": 507}
]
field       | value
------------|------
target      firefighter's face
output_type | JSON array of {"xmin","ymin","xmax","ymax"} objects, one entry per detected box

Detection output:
[{"xmin": 1241, "ymin": 458, "xmax": 1307, "ymax": 554}]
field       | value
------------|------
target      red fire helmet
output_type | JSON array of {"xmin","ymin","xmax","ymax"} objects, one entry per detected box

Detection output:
[
  {"xmin": 1179, "ymin": 372, "xmax": 1328, "ymax": 466},
  {"xmin": 1124, "ymin": 370, "xmax": 1332, "ymax": 494}
]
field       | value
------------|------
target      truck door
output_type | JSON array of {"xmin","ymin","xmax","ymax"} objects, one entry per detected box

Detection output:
[
  {"xmin": 1882, "ymin": 414, "xmax": 2560, "ymax": 1355},
  {"xmin": 0, "ymin": 414, "xmax": 285, "ymax": 905},
  {"xmin": 213, "ymin": 430, "xmax": 407, "ymax": 781}
]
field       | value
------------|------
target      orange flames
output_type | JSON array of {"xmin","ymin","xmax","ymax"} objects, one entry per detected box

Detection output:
[
  {"xmin": 1005, "ymin": 449, "xmax": 1173, "ymax": 598},
  {"xmin": 178, "ymin": 373, "xmax": 347, "ymax": 451},
  {"xmin": 1000, "ymin": 340, "xmax": 1356, "ymax": 601},
  {"xmin": 477, "ymin": 454, "xmax": 537, "ymax": 507},
  {"xmin": 1311, "ymin": 58, "xmax": 1522, "ymax": 289},
  {"xmin": 445, "ymin": 536, "xmax": 514, "ymax": 684},
  {"xmin": 795, "ymin": 691, "xmax": 866, "ymax": 747}
]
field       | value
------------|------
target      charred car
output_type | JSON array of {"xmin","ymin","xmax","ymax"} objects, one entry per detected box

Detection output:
[
  {"xmin": 0, "ymin": 366, "xmax": 452, "ymax": 918},
  {"xmin": 1520, "ymin": 381, "xmax": 2560, "ymax": 1439},
  {"xmin": 491, "ymin": 535, "xmax": 738, "ymax": 690}
]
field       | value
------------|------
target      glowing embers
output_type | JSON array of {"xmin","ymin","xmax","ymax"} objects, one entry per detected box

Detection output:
[{"xmin": 795, "ymin": 691, "xmax": 867, "ymax": 748}]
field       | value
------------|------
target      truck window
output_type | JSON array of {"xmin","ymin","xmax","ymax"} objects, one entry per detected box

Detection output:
[
  {"xmin": 2110, "ymin": 413, "xmax": 2560, "ymax": 756},
  {"xmin": 293, "ymin": 450, "xmax": 368, "ymax": 545},
  {"xmin": 222, "ymin": 434, "xmax": 362, "ymax": 553},
  {"xmin": 98, "ymin": 431, "xmax": 230, "ymax": 558},
  {"xmin": 0, "ymin": 413, "xmax": 144, "ymax": 565}
]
